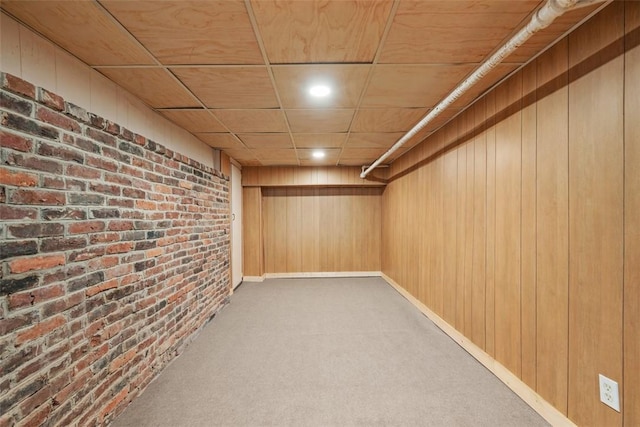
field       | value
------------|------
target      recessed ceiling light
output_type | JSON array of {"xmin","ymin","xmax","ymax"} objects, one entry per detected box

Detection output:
[
  {"xmin": 312, "ymin": 150, "xmax": 325, "ymax": 159},
  {"xmin": 309, "ymin": 85, "xmax": 331, "ymax": 97}
]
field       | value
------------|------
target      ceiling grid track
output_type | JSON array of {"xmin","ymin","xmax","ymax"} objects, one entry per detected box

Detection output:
[
  {"xmin": 335, "ymin": 0, "xmax": 401, "ymax": 167},
  {"xmin": 92, "ymin": 0, "xmax": 252, "ymax": 155},
  {"xmin": 244, "ymin": 0, "xmax": 301, "ymax": 167}
]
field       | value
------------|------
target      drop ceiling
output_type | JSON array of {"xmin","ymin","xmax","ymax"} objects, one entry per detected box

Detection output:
[{"xmin": 1, "ymin": 0, "xmax": 600, "ymax": 167}]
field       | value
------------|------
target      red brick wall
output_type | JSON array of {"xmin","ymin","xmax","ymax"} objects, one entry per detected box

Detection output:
[{"xmin": 0, "ymin": 73, "xmax": 231, "ymax": 426}]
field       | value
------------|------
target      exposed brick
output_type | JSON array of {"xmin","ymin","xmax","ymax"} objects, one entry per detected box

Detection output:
[
  {"xmin": 0, "ymin": 75, "xmax": 231, "ymax": 426},
  {"xmin": 0, "ymin": 90, "xmax": 33, "ymax": 116},
  {"xmin": 42, "ymin": 208, "xmax": 87, "ymax": 221},
  {"xmin": 37, "ymin": 106, "xmax": 81, "ymax": 133},
  {"xmin": 135, "ymin": 200, "xmax": 156, "ymax": 210},
  {"xmin": 103, "ymin": 147, "xmax": 130, "ymax": 164},
  {"xmin": 1, "ymin": 111, "xmax": 59, "ymax": 140},
  {"xmin": 0, "ymin": 205, "xmax": 38, "ymax": 220},
  {"xmin": 68, "ymin": 193, "xmax": 104, "ymax": 206},
  {"xmin": 0, "ymin": 378, "xmax": 46, "ymax": 420},
  {"xmin": 7, "ymin": 223, "xmax": 64, "ymax": 239},
  {"xmin": 0, "ymin": 169, "xmax": 38, "ymax": 187},
  {"xmin": 9, "ymin": 284, "xmax": 65, "ymax": 311},
  {"xmin": 68, "ymin": 221, "xmax": 106, "ymax": 235},
  {"xmin": 86, "ymin": 279, "xmax": 119, "ymax": 297},
  {"xmin": 67, "ymin": 272, "xmax": 104, "ymax": 293},
  {"xmin": 69, "ymin": 247, "xmax": 105, "ymax": 263},
  {"xmin": 89, "ymin": 183, "xmax": 120, "ymax": 196},
  {"xmin": 0, "ymin": 130, "xmax": 33, "ymax": 152},
  {"xmin": 15, "ymin": 315, "xmax": 66, "ymax": 345},
  {"xmin": 37, "ymin": 142, "xmax": 83, "ymax": 163},
  {"xmin": 40, "ymin": 236, "xmax": 87, "ymax": 252},
  {"xmin": 85, "ymin": 128, "xmax": 116, "ymax": 147},
  {"xmin": 107, "ymin": 221, "xmax": 133, "ymax": 232},
  {"xmin": 90, "ymin": 208, "xmax": 120, "ymax": 219},
  {"xmin": 5, "ymin": 153, "xmax": 64, "ymax": 174},
  {"xmin": 66, "ymin": 164, "xmax": 101, "ymax": 180},
  {"xmin": 88, "ymin": 113, "xmax": 105, "ymax": 130},
  {"xmin": 67, "ymin": 135, "xmax": 101, "ymax": 154},
  {"xmin": 38, "ymin": 87, "xmax": 65, "ymax": 111},
  {"xmin": 106, "ymin": 242, "xmax": 133, "ymax": 255},
  {"xmin": 105, "ymin": 121, "xmax": 120, "ymax": 135},
  {"xmin": 9, "ymin": 254, "xmax": 66, "ymax": 274},
  {"xmin": 87, "ymin": 156, "xmax": 117, "ymax": 172},
  {"xmin": 0, "ymin": 240, "xmax": 38, "ymax": 260},
  {"xmin": 122, "ymin": 188, "xmax": 145, "ymax": 199},
  {"xmin": 65, "ymin": 102, "xmax": 89, "ymax": 124},
  {"xmin": 2, "ymin": 74, "xmax": 36, "ymax": 99},
  {"xmin": 9, "ymin": 189, "xmax": 65, "ymax": 205}
]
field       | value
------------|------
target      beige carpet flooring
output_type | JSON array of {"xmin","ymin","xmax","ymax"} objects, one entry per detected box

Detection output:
[{"xmin": 113, "ymin": 277, "xmax": 548, "ymax": 427}]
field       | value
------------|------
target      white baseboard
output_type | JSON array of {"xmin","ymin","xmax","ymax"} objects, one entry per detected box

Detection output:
[
  {"xmin": 380, "ymin": 273, "xmax": 576, "ymax": 427},
  {"xmin": 242, "ymin": 275, "xmax": 265, "ymax": 282},
  {"xmin": 265, "ymin": 271, "xmax": 382, "ymax": 279}
]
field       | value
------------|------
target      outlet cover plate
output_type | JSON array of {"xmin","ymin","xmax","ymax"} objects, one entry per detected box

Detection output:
[{"xmin": 599, "ymin": 374, "xmax": 620, "ymax": 412}]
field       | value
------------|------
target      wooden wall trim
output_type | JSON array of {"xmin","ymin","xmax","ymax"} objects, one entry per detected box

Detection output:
[
  {"xmin": 381, "ymin": 273, "xmax": 577, "ymax": 427},
  {"xmin": 242, "ymin": 166, "xmax": 387, "ymax": 187}
]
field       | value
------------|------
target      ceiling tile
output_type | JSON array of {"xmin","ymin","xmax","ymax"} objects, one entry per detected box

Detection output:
[
  {"xmin": 100, "ymin": 1, "xmax": 263, "ymax": 65},
  {"xmin": 238, "ymin": 133, "xmax": 293, "ymax": 149},
  {"xmin": 351, "ymin": 108, "xmax": 428, "ymax": 132},
  {"xmin": 223, "ymin": 148, "xmax": 259, "ymax": 163},
  {"xmin": 259, "ymin": 158, "xmax": 300, "ymax": 166},
  {"xmin": 346, "ymin": 132, "xmax": 405, "ymax": 148},
  {"xmin": 195, "ymin": 133, "xmax": 245, "ymax": 149},
  {"xmin": 379, "ymin": 1, "xmax": 540, "ymax": 64},
  {"xmin": 213, "ymin": 109, "xmax": 288, "ymax": 133},
  {"xmin": 98, "ymin": 68, "xmax": 199, "ymax": 108},
  {"xmin": 286, "ymin": 110, "xmax": 354, "ymax": 133},
  {"xmin": 298, "ymin": 148, "xmax": 341, "ymax": 166},
  {"xmin": 172, "ymin": 67, "xmax": 279, "ymax": 109},
  {"xmin": 272, "ymin": 64, "xmax": 370, "ymax": 108},
  {"xmin": 292, "ymin": 134, "xmax": 347, "ymax": 148},
  {"xmin": 1, "ymin": 1, "xmax": 154, "ymax": 66},
  {"xmin": 361, "ymin": 64, "xmax": 476, "ymax": 108},
  {"xmin": 159, "ymin": 110, "xmax": 227, "ymax": 133},
  {"xmin": 253, "ymin": 148, "xmax": 298, "ymax": 162},
  {"xmin": 340, "ymin": 147, "xmax": 386, "ymax": 160},
  {"xmin": 250, "ymin": 0, "xmax": 393, "ymax": 63}
]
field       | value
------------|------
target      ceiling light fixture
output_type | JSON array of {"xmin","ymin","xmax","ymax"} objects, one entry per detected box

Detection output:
[
  {"xmin": 312, "ymin": 150, "xmax": 325, "ymax": 159},
  {"xmin": 309, "ymin": 85, "xmax": 331, "ymax": 97}
]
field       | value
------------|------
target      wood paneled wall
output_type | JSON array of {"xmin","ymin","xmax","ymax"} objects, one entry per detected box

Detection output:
[
  {"xmin": 382, "ymin": 3, "xmax": 638, "ymax": 425},
  {"xmin": 242, "ymin": 166, "xmax": 387, "ymax": 187},
  {"xmin": 262, "ymin": 187, "xmax": 382, "ymax": 273}
]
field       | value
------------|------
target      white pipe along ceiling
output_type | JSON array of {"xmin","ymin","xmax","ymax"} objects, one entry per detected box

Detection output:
[{"xmin": 360, "ymin": 0, "xmax": 609, "ymax": 179}]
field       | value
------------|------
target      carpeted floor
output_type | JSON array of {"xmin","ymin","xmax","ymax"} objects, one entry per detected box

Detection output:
[{"xmin": 113, "ymin": 277, "xmax": 548, "ymax": 427}]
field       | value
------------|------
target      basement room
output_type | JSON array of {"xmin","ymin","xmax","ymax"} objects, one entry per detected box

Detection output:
[{"xmin": 0, "ymin": 0, "xmax": 638, "ymax": 426}]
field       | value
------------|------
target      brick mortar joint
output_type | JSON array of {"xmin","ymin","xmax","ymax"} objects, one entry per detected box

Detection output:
[{"xmin": 1, "ymin": 72, "xmax": 229, "ymax": 182}]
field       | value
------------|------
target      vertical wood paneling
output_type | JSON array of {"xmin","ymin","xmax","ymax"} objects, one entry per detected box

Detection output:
[
  {"xmin": 262, "ymin": 187, "xmax": 381, "ymax": 273},
  {"xmin": 535, "ymin": 38, "xmax": 570, "ymax": 414},
  {"xmin": 521, "ymin": 62, "xmax": 537, "ymax": 389},
  {"xmin": 464, "ymin": 124, "xmax": 476, "ymax": 339},
  {"xmin": 472, "ymin": 99, "xmax": 487, "ymax": 348},
  {"xmin": 242, "ymin": 187, "xmax": 263, "ymax": 277},
  {"xmin": 375, "ymin": 4, "xmax": 634, "ymax": 425},
  {"xmin": 431, "ymin": 132, "xmax": 445, "ymax": 317},
  {"xmin": 456, "ymin": 140, "xmax": 467, "ymax": 332},
  {"xmin": 567, "ymin": 4, "xmax": 624, "ymax": 426},
  {"xmin": 494, "ymin": 72, "xmax": 522, "ymax": 377},
  {"xmin": 485, "ymin": 90, "xmax": 497, "ymax": 358},
  {"xmin": 443, "ymin": 123, "xmax": 459, "ymax": 326},
  {"xmin": 624, "ymin": 2, "xmax": 640, "ymax": 425}
]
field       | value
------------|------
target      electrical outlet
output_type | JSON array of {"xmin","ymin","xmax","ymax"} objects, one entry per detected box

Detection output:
[{"xmin": 599, "ymin": 374, "xmax": 620, "ymax": 412}]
